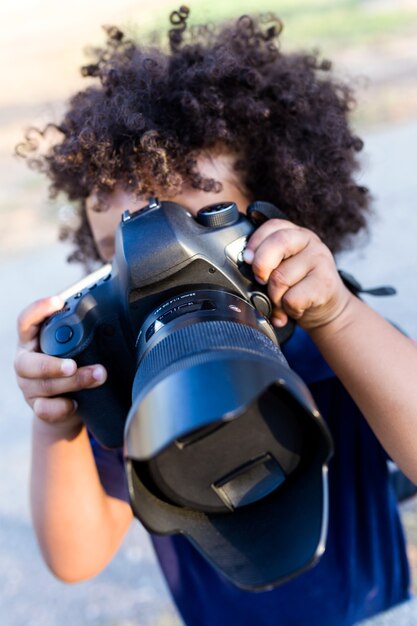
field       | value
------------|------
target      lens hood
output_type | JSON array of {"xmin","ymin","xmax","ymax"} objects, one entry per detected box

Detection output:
[{"xmin": 124, "ymin": 319, "xmax": 333, "ymax": 590}]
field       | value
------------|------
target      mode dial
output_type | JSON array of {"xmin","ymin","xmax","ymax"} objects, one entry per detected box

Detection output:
[{"xmin": 196, "ymin": 202, "xmax": 239, "ymax": 228}]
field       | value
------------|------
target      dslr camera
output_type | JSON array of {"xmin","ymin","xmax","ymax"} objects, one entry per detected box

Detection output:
[{"xmin": 40, "ymin": 198, "xmax": 333, "ymax": 590}]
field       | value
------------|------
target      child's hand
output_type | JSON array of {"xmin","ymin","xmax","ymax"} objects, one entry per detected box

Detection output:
[
  {"xmin": 243, "ymin": 219, "xmax": 352, "ymax": 331},
  {"xmin": 15, "ymin": 296, "xmax": 107, "ymax": 430}
]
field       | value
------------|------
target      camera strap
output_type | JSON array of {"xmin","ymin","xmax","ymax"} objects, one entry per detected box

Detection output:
[
  {"xmin": 246, "ymin": 200, "xmax": 288, "ymax": 225},
  {"xmin": 338, "ymin": 269, "xmax": 396, "ymax": 298}
]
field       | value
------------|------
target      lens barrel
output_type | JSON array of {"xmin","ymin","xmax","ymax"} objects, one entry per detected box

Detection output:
[
  {"xmin": 124, "ymin": 288, "xmax": 333, "ymax": 590},
  {"xmin": 126, "ymin": 289, "xmax": 327, "ymax": 510}
]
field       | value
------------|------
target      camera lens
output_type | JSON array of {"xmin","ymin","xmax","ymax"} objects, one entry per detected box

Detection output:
[{"xmin": 125, "ymin": 289, "xmax": 327, "ymax": 514}]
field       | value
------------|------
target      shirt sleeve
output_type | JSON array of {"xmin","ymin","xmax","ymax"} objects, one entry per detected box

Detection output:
[{"xmin": 88, "ymin": 432, "xmax": 130, "ymax": 502}]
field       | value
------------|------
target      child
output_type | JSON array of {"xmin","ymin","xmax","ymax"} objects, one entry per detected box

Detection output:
[{"xmin": 15, "ymin": 8, "xmax": 417, "ymax": 625}]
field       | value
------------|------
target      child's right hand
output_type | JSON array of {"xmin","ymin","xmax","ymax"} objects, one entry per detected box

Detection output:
[{"xmin": 15, "ymin": 296, "xmax": 107, "ymax": 429}]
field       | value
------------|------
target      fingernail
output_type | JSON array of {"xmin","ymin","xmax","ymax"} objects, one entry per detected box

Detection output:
[
  {"xmin": 72, "ymin": 400, "xmax": 78, "ymax": 413},
  {"xmin": 243, "ymin": 249, "xmax": 254, "ymax": 264},
  {"xmin": 33, "ymin": 398, "xmax": 43, "ymax": 414},
  {"xmin": 51, "ymin": 296, "xmax": 64, "ymax": 309},
  {"xmin": 272, "ymin": 317, "xmax": 286, "ymax": 327},
  {"xmin": 255, "ymin": 275, "xmax": 268, "ymax": 285},
  {"xmin": 92, "ymin": 365, "xmax": 106, "ymax": 382},
  {"xmin": 61, "ymin": 359, "xmax": 76, "ymax": 376}
]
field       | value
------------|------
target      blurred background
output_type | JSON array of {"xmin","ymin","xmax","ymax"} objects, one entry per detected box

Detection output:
[{"xmin": 1, "ymin": 1, "xmax": 417, "ymax": 624}]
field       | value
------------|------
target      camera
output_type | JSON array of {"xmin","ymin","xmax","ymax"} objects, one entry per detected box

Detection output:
[{"xmin": 40, "ymin": 198, "xmax": 333, "ymax": 590}]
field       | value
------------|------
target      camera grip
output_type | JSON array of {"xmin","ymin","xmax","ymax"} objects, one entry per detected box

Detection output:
[
  {"xmin": 69, "ymin": 327, "xmax": 134, "ymax": 448},
  {"xmin": 40, "ymin": 307, "xmax": 134, "ymax": 448}
]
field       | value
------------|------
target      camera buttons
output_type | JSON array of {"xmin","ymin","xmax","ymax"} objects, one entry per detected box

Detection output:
[
  {"xmin": 55, "ymin": 325, "xmax": 74, "ymax": 344},
  {"xmin": 250, "ymin": 292, "xmax": 272, "ymax": 318},
  {"xmin": 197, "ymin": 202, "xmax": 239, "ymax": 227},
  {"xmin": 225, "ymin": 236, "xmax": 248, "ymax": 264}
]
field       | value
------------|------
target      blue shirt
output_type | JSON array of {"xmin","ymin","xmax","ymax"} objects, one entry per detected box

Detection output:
[{"xmin": 91, "ymin": 325, "xmax": 410, "ymax": 626}]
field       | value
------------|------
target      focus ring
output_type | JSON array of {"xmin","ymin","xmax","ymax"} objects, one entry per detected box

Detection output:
[{"xmin": 134, "ymin": 320, "xmax": 288, "ymax": 395}]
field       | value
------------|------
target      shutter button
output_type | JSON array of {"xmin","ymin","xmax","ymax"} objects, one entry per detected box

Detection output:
[{"xmin": 55, "ymin": 325, "xmax": 73, "ymax": 344}]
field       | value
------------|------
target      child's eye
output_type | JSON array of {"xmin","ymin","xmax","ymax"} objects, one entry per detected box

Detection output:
[{"xmin": 88, "ymin": 201, "xmax": 108, "ymax": 213}]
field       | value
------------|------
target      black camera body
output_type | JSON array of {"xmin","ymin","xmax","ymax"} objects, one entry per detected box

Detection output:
[
  {"xmin": 40, "ymin": 198, "xmax": 334, "ymax": 590},
  {"xmin": 40, "ymin": 199, "xmax": 284, "ymax": 448}
]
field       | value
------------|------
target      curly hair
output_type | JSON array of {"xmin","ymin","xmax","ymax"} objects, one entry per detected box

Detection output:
[{"xmin": 18, "ymin": 6, "xmax": 370, "ymax": 267}]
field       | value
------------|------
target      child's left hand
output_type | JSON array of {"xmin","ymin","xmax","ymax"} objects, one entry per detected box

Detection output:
[{"xmin": 243, "ymin": 218, "xmax": 352, "ymax": 331}]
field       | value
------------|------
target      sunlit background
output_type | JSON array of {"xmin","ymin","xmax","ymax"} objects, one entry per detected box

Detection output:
[
  {"xmin": 1, "ymin": 2, "xmax": 417, "ymax": 625},
  {"xmin": 1, "ymin": 0, "xmax": 417, "ymax": 258}
]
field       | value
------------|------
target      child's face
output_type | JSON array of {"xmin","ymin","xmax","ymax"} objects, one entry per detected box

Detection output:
[{"xmin": 86, "ymin": 152, "xmax": 251, "ymax": 262}]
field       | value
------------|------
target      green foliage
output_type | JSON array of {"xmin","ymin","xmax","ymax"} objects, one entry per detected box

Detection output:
[{"xmin": 140, "ymin": 0, "xmax": 417, "ymax": 51}]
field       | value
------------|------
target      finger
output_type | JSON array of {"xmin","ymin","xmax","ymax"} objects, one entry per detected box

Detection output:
[
  {"xmin": 281, "ymin": 273, "xmax": 326, "ymax": 321},
  {"xmin": 20, "ymin": 364, "xmax": 107, "ymax": 400},
  {"xmin": 18, "ymin": 296, "xmax": 64, "ymax": 346},
  {"xmin": 32, "ymin": 397, "xmax": 79, "ymax": 423},
  {"xmin": 266, "ymin": 248, "xmax": 318, "ymax": 310},
  {"xmin": 15, "ymin": 351, "xmax": 77, "ymax": 380},
  {"xmin": 272, "ymin": 254, "xmax": 345, "ymax": 329},
  {"xmin": 250, "ymin": 228, "xmax": 313, "ymax": 284},
  {"xmin": 270, "ymin": 309, "xmax": 289, "ymax": 328},
  {"xmin": 282, "ymin": 274, "xmax": 350, "ymax": 330},
  {"xmin": 244, "ymin": 218, "xmax": 300, "ymax": 258}
]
